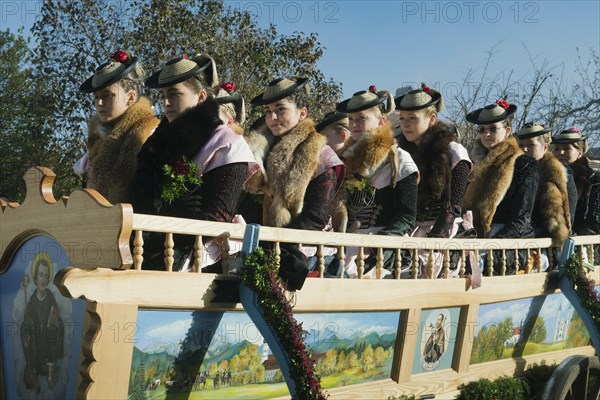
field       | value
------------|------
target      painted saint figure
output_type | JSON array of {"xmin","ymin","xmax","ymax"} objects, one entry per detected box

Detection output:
[
  {"xmin": 423, "ymin": 314, "xmax": 446, "ymax": 364},
  {"xmin": 20, "ymin": 254, "xmax": 64, "ymax": 391}
]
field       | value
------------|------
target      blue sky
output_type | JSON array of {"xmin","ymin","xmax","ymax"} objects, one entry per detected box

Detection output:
[
  {"xmin": 2, "ymin": 1, "xmax": 599, "ymax": 99},
  {"xmin": 225, "ymin": 0, "xmax": 600, "ymax": 97},
  {"xmin": 134, "ymin": 310, "xmax": 400, "ymax": 351}
]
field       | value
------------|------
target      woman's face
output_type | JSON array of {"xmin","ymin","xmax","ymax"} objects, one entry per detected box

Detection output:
[
  {"xmin": 518, "ymin": 137, "xmax": 548, "ymax": 161},
  {"xmin": 160, "ymin": 82, "xmax": 207, "ymax": 122},
  {"xmin": 478, "ymin": 122, "xmax": 511, "ymax": 150},
  {"xmin": 94, "ymin": 83, "xmax": 135, "ymax": 123},
  {"xmin": 348, "ymin": 107, "xmax": 385, "ymax": 141},
  {"xmin": 399, "ymin": 109, "xmax": 436, "ymax": 144},
  {"xmin": 263, "ymin": 98, "xmax": 307, "ymax": 136},
  {"xmin": 552, "ymin": 143, "xmax": 583, "ymax": 165}
]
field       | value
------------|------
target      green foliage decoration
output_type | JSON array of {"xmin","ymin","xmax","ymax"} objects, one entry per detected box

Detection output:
[{"xmin": 241, "ymin": 247, "xmax": 327, "ymax": 400}]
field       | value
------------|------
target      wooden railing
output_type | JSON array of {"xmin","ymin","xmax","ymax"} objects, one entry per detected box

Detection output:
[{"xmin": 131, "ymin": 212, "xmax": 594, "ymax": 279}]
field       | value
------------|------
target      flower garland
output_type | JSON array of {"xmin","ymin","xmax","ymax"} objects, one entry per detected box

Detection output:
[
  {"xmin": 161, "ymin": 158, "xmax": 202, "ymax": 203},
  {"xmin": 562, "ymin": 254, "xmax": 600, "ymax": 332},
  {"xmin": 241, "ymin": 247, "xmax": 327, "ymax": 400}
]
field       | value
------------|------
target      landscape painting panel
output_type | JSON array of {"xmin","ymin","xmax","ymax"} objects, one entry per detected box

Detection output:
[
  {"xmin": 128, "ymin": 310, "xmax": 400, "ymax": 399},
  {"xmin": 470, "ymin": 293, "xmax": 592, "ymax": 365}
]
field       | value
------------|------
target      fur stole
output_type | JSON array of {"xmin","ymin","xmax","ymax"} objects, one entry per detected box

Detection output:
[
  {"xmin": 231, "ymin": 123, "xmax": 245, "ymax": 136},
  {"xmin": 244, "ymin": 119, "xmax": 325, "ymax": 227},
  {"xmin": 569, "ymin": 156, "xmax": 595, "ymax": 199},
  {"xmin": 138, "ymin": 98, "xmax": 222, "ymax": 168},
  {"xmin": 87, "ymin": 97, "xmax": 158, "ymax": 204},
  {"xmin": 463, "ymin": 136, "xmax": 523, "ymax": 237},
  {"xmin": 130, "ymin": 99, "xmax": 223, "ymax": 215},
  {"xmin": 469, "ymin": 139, "xmax": 488, "ymax": 165},
  {"xmin": 342, "ymin": 122, "xmax": 399, "ymax": 187},
  {"xmin": 537, "ymin": 152, "xmax": 571, "ymax": 246},
  {"xmin": 331, "ymin": 123, "xmax": 399, "ymax": 233},
  {"xmin": 398, "ymin": 121, "xmax": 454, "ymax": 212}
]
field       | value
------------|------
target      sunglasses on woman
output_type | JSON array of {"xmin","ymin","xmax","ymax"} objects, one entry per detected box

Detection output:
[{"xmin": 477, "ymin": 125, "xmax": 505, "ymax": 134}]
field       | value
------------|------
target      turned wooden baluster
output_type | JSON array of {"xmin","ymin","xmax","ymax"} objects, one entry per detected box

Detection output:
[
  {"xmin": 411, "ymin": 248, "xmax": 418, "ymax": 279},
  {"xmin": 274, "ymin": 242, "xmax": 281, "ymax": 265},
  {"xmin": 193, "ymin": 235, "xmax": 203, "ymax": 273},
  {"xmin": 317, "ymin": 244, "xmax": 325, "ymax": 278},
  {"xmin": 394, "ymin": 248, "xmax": 402, "ymax": 279},
  {"xmin": 375, "ymin": 247, "xmax": 384, "ymax": 279},
  {"xmin": 357, "ymin": 247, "xmax": 365, "ymax": 279},
  {"xmin": 443, "ymin": 249, "xmax": 450, "ymax": 279},
  {"xmin": 427, "ymin": 249, "xmax": 434, "ymax": 279},
  {"xmin": 459, "ymin": 249, "xmax": 466, "ymax": 278},
  {"xmin": 486, "ymin": 249, "xmax": 493, "ymax": 277},
  {"xmin": 133, "ymin": 230, "xmax": 144, "ymax": 271},
  {"xmin": 500, "ymin": 249, "xmax": 507, "ymax": 276},
  {"xmin": 164, "ymin": 232, "xmax": 174, "ymax": 272},
  {"xmin": 337, "ymin": 246, "xmax": 345, "ymax": 280}
]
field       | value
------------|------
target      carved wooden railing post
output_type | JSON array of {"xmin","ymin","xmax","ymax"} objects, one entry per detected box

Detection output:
[{"xmin": 77, "ymin": 302, "xmax": 138, "ymax": 399}]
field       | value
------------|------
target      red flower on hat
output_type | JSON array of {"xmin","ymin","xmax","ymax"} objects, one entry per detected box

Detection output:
[
  {"xmin": 220, "ymin": 81, "xmax": 236, "ymax": 93},
  {"xmin": 112, "ymin": 50, "xmax": 128, "ymax": 63},
  {"xmin": 540, "ymin": 123, "xmax": 547, "ymax": 128},
  {"xmin": 566, "ymin": 127, "xmax": 580, "ymax": 133},
  {"xmin": 496, "ymin": 99, "xmax": 510, "ymax": 110},
  {"xmin": 420, "ymin": 82, "xmax": 430, "ymax": 93},
  {"xmin": 368, "ymin": 85, "xmax": 377, "ymax": 93},
  {"xmin": 182, "ymin": 54, "xmax": 189, "ymax": 59}
]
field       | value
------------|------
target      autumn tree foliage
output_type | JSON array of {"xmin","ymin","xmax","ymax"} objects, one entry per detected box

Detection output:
[{"xmin": 0, "ymin": 0, "xmax": 344, "ymax": 200}]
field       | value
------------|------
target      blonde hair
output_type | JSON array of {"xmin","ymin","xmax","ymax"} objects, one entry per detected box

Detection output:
[
  {"xmin": 535, "ymin": 132, "xmax": 552, "ymax": 145},
  {"xmin": 571, "ymin": 140, "xmax": 589, "ymax": 154},
  {"xmin": 219, "ymin": 103, "xmax": 236, "ymax": 121},
  {"xmin": 119, "ymin": 64, "xmax": 146, "ymax": 96},
  {"xmin": 424, "ymin": 89, "xmax": 444, "ymax": 116}
]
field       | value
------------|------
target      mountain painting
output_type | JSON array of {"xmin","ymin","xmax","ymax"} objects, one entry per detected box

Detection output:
[
  {"xmin": 128, "ymin": 310, "xmax": 401, "ymax": 399},
  {"xmin": 470, "ymin": 292, "xmax": 592, "ymax": 365}
]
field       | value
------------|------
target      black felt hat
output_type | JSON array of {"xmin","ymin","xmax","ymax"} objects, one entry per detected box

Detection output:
[
  {"xmin": 395, "ymin": 86, "xmax": 442, "ymax": 111},
  {"xmin": 516, "ymin": 122, "xmax": 552, "ymax": 139},
  {"xmin": 316, "ymin": 111, "xmax": 349, "ymax": 133},
  {"xmin": 250, "ymin": 77, "xmax": 309, "ymax": 106},
  {"xmin": 466, "ymin": 100, "xmax": 517, "ymax": 125},
  {"xmin": 145, "ymin": 54, "xmax": 217, "ymax": 89},
  {"xmin": 80, "ymin": 50, "xmax": 139, "ymax": 93},
  {"xmin": 336, "ymin": 86, "xmax": 394, "ymax": 114},
  {"xmin": 551, "ymin": 127, "xmax": 587, "ymax": 144}
]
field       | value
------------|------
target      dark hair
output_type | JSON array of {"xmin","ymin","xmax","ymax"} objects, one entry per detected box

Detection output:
[
  {"xmin": 501, "ymin": 118, "xmax": 513, "ymax": 128},
  {"xmin": 33, "ymin": 258, "xmax": 50, "ymax": 285},
  {"xmin": 181, "ymin": 74, "xmax": 210, "ymax": 94},
  {"xmin": 285, "ymin": 81, "xmax": 310, "ymax": 110}
]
